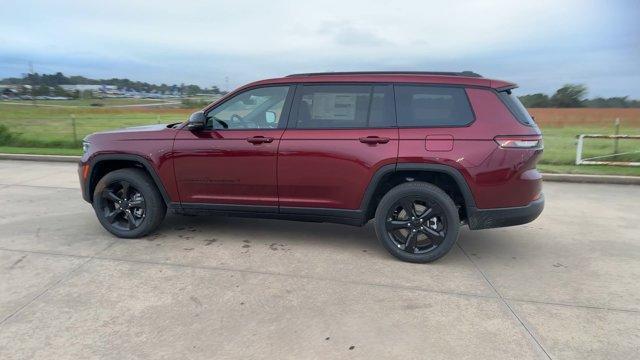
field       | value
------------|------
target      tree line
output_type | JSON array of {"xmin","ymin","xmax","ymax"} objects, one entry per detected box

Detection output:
[
  {"xmin": 0, "ymin": 72, "xmax": 225, "ymax": 95},
  {"xmin": 3, "ymin": 73, "xmax": 638, "ymax": 108},
  {"xmin": 518, "ymin": 84, "xmax": 640, "ymax": 108}
]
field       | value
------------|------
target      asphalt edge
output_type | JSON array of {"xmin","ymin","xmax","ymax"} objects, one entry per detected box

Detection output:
[{"xmin": 1, "ymin": 153, "xmax": 639, "ymax": 185}]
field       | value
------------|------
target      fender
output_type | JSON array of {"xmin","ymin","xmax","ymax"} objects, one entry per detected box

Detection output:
[
  {"xmin": 83, "ymin": 153, "xmax": 171, "ymax": 205},
  {"xmin": 359, "ymin": 162, "xmax": 477, "ymax": 216}
]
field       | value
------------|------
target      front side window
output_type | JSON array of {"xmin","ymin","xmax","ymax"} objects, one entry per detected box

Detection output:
[
  {"xmin": 395, "ymin": 85, "xmax": 474, "ymax": 127},
  {"xmin": 295, "ymin": 84, "xmax": 394, "ymax": 128},
  {"xmin": 206, "ymin": 86, "xmax": 290, "ymax": 129}
]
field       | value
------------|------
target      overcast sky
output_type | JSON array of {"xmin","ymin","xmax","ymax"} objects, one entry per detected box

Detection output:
[{"xmin": 1, "ymin": 0, "xmax": 638, "ymax": 97}]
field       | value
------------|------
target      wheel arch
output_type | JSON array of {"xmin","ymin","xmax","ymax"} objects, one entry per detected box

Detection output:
[
  {"xmin": 360, "ymin": 163, "xmax": 477, "ymax": 222},
  {"xmin": 85, "ymin": 154, "xmax": 171, "ymax": 205}
]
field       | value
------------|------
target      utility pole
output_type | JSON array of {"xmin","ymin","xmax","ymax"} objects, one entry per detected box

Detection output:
[
  {"xmin": 613, "ymin": 118, "xmax": 620, "ymax": 155},
  {"xmin": 28, "ymin": 61, "xmax": 36, "ymax": 105},
  {"xmin": 224, "ymin": 76, "xmax": 229, "ymax": 93}
]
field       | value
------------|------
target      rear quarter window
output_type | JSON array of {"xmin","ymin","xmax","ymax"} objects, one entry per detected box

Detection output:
[
  {"xmin": 395, "ymin": 85, "xmax": 474, "ymax": 127},
  {"xmin": 498, "ymin": 90, "xmax": 536, "ymax": 126}
]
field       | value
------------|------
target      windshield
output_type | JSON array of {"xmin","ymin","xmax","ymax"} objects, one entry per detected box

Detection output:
[{"xmin": 498, "ymin": 90, "xmax": 536, "ymax": 126}]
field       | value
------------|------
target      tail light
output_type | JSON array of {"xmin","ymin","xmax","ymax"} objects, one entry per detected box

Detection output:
[{"xmin": 494, "ymin": 136, "xmax": 543, "ymax": 149}]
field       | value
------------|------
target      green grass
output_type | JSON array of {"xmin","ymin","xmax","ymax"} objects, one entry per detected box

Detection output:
[
  {"xmin": 538, "ymin": 164, "xmax": 640, "ymax": 176},
  {"xmin": 539, "ymin": 126, "xmax": 640, "ymax": 165},
  {"xmin": 0, "ymin": 146, "xmax": 82, "ymax": 156},
  {"xmin": 2, "ymin": 98, "xmax": 172, "ymax": 107},
  {"xmin": 1, "ymin": 102, "xmax": 639, "ymax": 176},
  {"xmin": 0, "ymin": 103, "xmax": 190, "ymax": 147}
]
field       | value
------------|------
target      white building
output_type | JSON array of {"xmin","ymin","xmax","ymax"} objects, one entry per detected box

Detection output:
[{"xmin": 60, "ymin": 84, "xmax": 117, "ymax": 92}]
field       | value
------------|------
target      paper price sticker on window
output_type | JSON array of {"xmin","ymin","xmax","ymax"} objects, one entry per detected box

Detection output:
[{"xmin": 311, "ymin": 93, "xmax": 357, "ymax": 120}]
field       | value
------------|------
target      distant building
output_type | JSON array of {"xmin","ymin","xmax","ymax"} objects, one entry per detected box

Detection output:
[
  {"xmin": 0, "ymin": 85, "xmax": 19, "ymax": 98},
  {"xmin": 60, "ymin": 85, "xmax": 117, "ymax": 92}
]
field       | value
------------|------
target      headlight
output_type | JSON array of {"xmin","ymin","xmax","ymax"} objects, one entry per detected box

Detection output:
[{"xmin": 82, "ymin": 141, "xmax": 91, "ymax": 154}]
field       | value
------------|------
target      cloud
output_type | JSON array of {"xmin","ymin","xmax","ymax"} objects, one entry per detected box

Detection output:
[
  {"xmin": 319, "ymin": 21, "xmax": 391, "ymax": 47},
  {"xmin": 0, "ymin": 0, "xmax": 638, "ymax": 96}
]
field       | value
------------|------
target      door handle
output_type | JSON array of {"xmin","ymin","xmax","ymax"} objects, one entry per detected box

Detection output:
[
  {"xmin": 246, "ymin": 136, "xmax": 274, "ymax": 144},
  {"xmin": 359, "ymin": 136, "xmax": 390, "ymax": 144}
]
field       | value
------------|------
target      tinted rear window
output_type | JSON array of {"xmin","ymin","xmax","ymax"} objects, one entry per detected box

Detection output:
[
  {"xmin": 294, "ymin": 84, "xmax": 395, "ymax": 128},
  {"xmin": 498, "ymin": 90, "xmax": 535, "ymax": 126},
  {"xmin": 395, "ymin": 85, "xmax": 474, "ymax": 127}
]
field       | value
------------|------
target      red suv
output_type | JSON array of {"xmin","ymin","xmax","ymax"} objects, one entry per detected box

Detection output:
[{"xmin": 79, "ymin": 71, "xmax": 544, "ymax": 263}]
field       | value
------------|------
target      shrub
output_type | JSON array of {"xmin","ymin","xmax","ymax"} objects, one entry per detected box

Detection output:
[{"xmin": 0, "ymin": 124, "xmax": 13, "ymax": 145}]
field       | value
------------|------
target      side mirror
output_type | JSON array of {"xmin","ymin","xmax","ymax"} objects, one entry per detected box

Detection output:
[
  {"xmin": 265, "ymin": 111, "xmax": 276, "ymax": 124},
  {"xmin": 187, "ymin": 111, "xmax": 206, "ymax": 131}
]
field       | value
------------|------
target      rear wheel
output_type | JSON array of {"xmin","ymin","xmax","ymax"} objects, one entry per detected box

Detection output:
[
  {"xmin": 374, "ymin": 181, "xmax": 460, "ymax": 263},
  {"xmin": 93, "ymin": 168, "xmax": 166, "ymax": 238}
]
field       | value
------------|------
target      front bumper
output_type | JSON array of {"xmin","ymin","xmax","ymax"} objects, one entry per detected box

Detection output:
[
  {"xmin": 78, "ymin": 162, "xmax": 91, "ymax": 203},
  {"xmin": 467, "ymin": 194, "xmax": 544, "ymax": 230}
]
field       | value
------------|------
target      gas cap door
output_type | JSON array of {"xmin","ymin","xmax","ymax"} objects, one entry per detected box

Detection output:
[{"xmin": 425, "ymin": 134, "xmax": 454, "ymax": 152}]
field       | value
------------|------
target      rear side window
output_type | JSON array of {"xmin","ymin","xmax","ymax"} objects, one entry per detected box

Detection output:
[
  {"xmin": 395, "ymin": 85, "xmax": 474, "ymax": 127},
  {"xmin": 498, "ymin": 90, "xmax": 536, "ymax": 126},
  {"xmin": 294, "ymin": 84, "xmax": 395, "ymax": 128}
]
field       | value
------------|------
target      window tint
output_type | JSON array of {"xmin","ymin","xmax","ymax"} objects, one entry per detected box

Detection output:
[
  {"xmin": 295, "ymin": 85, "xmax": 394, "ymax": 128},
  {"xmin": 206, "ymin": 86, "xmax": 290, "ymax": 129},
  {"xmin": 395, "ymin": 85, "xmax": 474, "ymax": 127},
  {"xmin": 498, "ymin": 90, "xmax": 536, "ymax": 126}
]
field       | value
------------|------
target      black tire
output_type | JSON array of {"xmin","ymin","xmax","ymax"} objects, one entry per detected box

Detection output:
[
  {"xmin": 374, "ymin": 181, "xmax": 460, "ymax": 263},
  {"xmin": 92, "ymin": 168, "xmax": 166, "ymax": 238}
]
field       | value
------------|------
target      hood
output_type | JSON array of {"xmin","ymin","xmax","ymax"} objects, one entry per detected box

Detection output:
[
  {"xmin": 94, "ymin": 124, "xmax": 172, "ymax": 135},
  {"xmin": 84, "ymin": 123, "xmax": 181, "ymax": 143}
]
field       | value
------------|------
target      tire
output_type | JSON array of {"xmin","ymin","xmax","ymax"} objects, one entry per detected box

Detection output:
[
  {"xmin": 374, "ymin": 181, "xmax": 460, "ymax": 263},
  {"xmin": 92, "ymin": 168, "xmax": 166, "ymax": 238}
]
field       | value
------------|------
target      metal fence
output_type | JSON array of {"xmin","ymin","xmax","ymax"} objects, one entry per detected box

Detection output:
[{"xmin": 576, "ymin": 134, "xmax": 640, "ymax": 166}]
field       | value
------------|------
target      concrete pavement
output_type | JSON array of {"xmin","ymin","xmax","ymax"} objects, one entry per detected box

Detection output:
[{"xmin": 0, "ymin": 160, "xmax": 638, "ymax": 359}]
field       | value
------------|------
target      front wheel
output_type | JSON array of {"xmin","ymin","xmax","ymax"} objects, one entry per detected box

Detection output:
[
  {"xmin": 93, "ymin": 168, "xmax": 166, "ymax": 238},
  {"xmin": 374, "ymin": 182, "xmax": 460, "ymax": 263}
]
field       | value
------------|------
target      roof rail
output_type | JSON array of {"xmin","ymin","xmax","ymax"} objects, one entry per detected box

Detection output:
[{"xmin": 286, "ymin": 71, "xmax": 482, "ymax": 78}]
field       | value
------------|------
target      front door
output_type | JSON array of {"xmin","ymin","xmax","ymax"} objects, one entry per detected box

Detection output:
[{"xmin": 173, "ymin": 85, "xmax": 293, "ymax": 207}]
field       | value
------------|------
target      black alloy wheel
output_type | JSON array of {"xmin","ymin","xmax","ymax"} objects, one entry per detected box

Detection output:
[
  {"xmin": 374, "ymin": 181, "xmax": 460, "ymax": 263},
  {"xmin": 385, "ymin": 197, "xmax": 447, "ymax": 254},
  {"xmin": 93, "ymin": 168, "xmax": 166, "ymax": 238},
  {"xmin": 100, "ymin": 180, "xmax": 146, "ymax": 231}
]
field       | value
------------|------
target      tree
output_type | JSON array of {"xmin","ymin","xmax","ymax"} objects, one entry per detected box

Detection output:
[
  {"xmin": 550, "ymin": 84, "xmax": 587, "ymax": 108},
  {"xmin": 32, "ymin": 85, "xmax": 50, "ymax": 96},
  {"xmin": 81, "ymin": 90, "xmax": 93, "ymax": 99},
  {"xmin": 519, "ymin": 93, "xmax": 550, "ymax": 108},
  {"xmin": 51, "ymin": 85, "xmax": 69, "ymax": 97},
  {"xmin": 584, "ymin": 96, "xmax": 631, "ymax": 108}
]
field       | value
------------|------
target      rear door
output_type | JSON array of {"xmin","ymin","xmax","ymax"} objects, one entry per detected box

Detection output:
[{"xmin": 277, "ymin": 84, "xmax": 398, "ymax": 210}]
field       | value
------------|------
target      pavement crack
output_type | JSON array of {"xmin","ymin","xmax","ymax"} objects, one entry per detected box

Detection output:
[
  {"xmin": 8, "ymin": 254, "xmax": 27, "ymax": 269},
  {"xmin": 457, "ymin": 243, "xmax": 553, "ymax": 360},
  {"xmin": 0, "ymin": 240, "xmax": 119, "ymax": 328}
]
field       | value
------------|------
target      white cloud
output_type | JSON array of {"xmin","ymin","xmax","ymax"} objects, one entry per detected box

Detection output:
[{"xmin": 1, "ymin": 0, "xmax": 637, "ymax": 96}]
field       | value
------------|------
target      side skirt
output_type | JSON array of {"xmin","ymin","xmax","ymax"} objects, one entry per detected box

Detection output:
[{"xmin": 169, "ymin": 203, "xmax": 367, "ymax": 227}]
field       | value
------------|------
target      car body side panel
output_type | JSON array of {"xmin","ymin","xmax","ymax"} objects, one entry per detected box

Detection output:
[
  {"xmin": 172, "ymin": 129, "xmax": 284, "ymax": 206},
  {"xmin": 81, "ymin": 125, "xmax": 180, "ymax": 202},
  {"xmin": 397, "ymin": 88, "xmax": 542, "ymax": 209},
  {"xmin": 278, "ymin": 128, "xmax": 399, "ymax": 209}
]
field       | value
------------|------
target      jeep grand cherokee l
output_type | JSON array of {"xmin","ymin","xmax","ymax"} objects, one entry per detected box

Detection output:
[{"xmin": 79, "ymin": 71, "xmax": 544, "ymax": 263}]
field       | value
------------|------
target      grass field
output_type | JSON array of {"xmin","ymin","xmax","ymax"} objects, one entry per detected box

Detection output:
[
  {"xmin": 3, "ymin": 98, "xmax": 173, "ymax": 107},
  {"xmin": 1, "ymin": 102, "xmax": 639, "ymax": 176}
]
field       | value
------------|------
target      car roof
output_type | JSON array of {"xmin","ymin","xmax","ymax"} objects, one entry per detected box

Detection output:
[{"xmin": 240, "ymin": 71, "xmax": 516, "ymax": 91}]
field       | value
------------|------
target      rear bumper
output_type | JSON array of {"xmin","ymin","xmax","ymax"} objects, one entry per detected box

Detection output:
[{"xmin": 467, "ymin": 194, "xmax": 544, "ymax": 230}]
